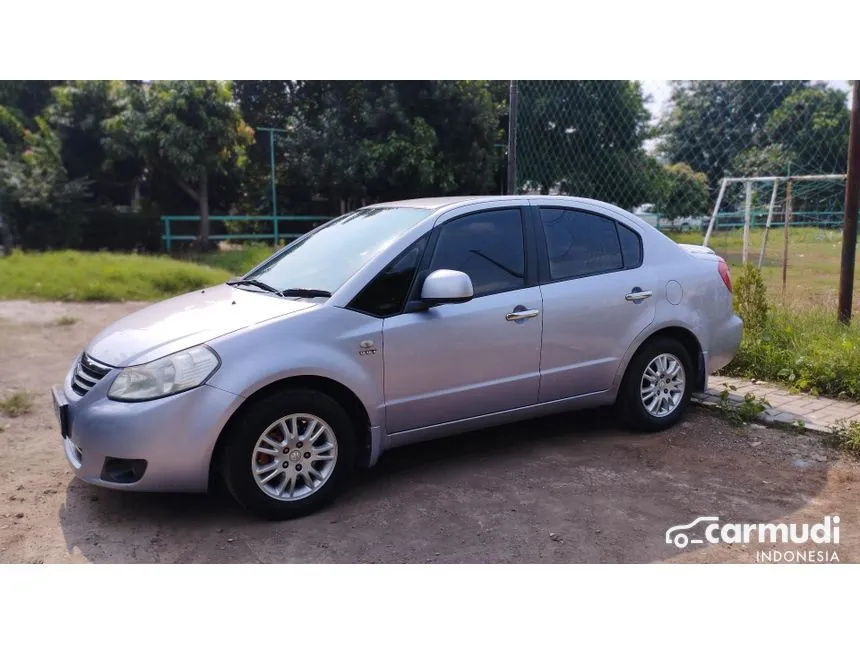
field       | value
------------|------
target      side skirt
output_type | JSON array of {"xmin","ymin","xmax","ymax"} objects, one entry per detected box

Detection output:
[{"xmin": 383, "ymin": 390, "xmax": 615, "ymax": 452}]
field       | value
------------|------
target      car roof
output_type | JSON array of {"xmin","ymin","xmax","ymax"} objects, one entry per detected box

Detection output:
[
  {"xmin": 373, "ymin": 195, "xmax": 522, "ymax": 210},
  {"xmin": 373, "ymin": 194, "xmax": 633, "ymax": 213},
  {"xmin": 372, "ymin": 195, "xmax": 639, "ymax": 225}
]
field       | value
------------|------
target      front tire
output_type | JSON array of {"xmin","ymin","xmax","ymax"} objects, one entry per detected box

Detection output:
[
  {"xmin": 221, "ymin": 389, "xmax": 356, "ymax": 520},
  {"xmin": 618, "ymin": 337, "xmax": 692, "ymax": 433}
]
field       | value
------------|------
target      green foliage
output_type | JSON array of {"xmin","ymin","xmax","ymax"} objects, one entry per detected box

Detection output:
[
  {"xmin": 0, "ymin": 108, "xmax": 92, "ymax": 248},
  {"xmin": 0, "ymin": 249, "xmax": 229, "ymax": 301},
  {"xmin": 0, "ymin": 81, "xmax": 254, "ymax": 251},
  {"xmin": 1, "ymin": 79, "xmax": 851, "ymax": 258},
  {"xmin": 723, "ymin": 307, "xmax": 860, "ymax": 400},
  {"xmin": 47, "ymin": 81, "xmax": 145, "ymax": 206},
  {"xmin": 729, "ymin": 87, "xmax": 849, "ymax": 179},
  {"xmin": 716, "ymin": 383, "xmax": 770, "ymax": 425},
  {"xmin": 0, "ymin": 81, "xmax": 57, "ymax": 129},
  {"xmin": 734, "ymin": 263, "xmax": 769, "ymax": 334},
  {"xmin": 515, "ymin": 81, "xmax": 653, "ymax": 208},
  {"xmin": 251, "ymin": 81, "xmax": 504, "ymax": 212},
  {"xmin": 653, "ymin": 162, "xmax": 709, "ymax": 220},
  {"xmin": 658, "ymin": 80, "xmax": 807, "ymax": 192},
  {"xmin": 0, "ymin": 113, "xmax": 90, "ymax": 208},
  {"xmin": 761, "ymin": 86, "xmax": 850, "ymax": 175},
  {"xmin": 826, "ymin": 419, "xmax": 860, "ymax": 458},
  {"xmin": 133, "ymin": 81, "xmax": 253, "ymax": 180},
  {"xmin": 0, "ymin": 391, "xmax": 34, "ymax": 417},
  {"xmin": 730, "ymin": 144, "xmax": 790, "ymax": 178},
  {"xmin": 103, "ymin": 81, "xmax": 253, "ymax": 247}
]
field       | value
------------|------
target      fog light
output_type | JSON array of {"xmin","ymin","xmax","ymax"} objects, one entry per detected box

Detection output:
[{"xmin": 100, "ymin": 457, "xmax": 147, "ymax": 484}]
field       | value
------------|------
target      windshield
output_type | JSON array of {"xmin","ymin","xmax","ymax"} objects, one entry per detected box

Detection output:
[{"xmin": 243, "ymin": 206, "xmax": 431, "ymax": 294}]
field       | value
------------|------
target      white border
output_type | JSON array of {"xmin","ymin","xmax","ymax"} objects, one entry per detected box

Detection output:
[
  {"xmin": 0, "ymin": 564, "xmax": 856, "ymax": 642},
  {"xmin": 1, "ymin": 1, "xmax": 855, "ymax": 79}
]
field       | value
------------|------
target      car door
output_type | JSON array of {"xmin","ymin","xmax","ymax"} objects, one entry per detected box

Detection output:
[
  {"xmin": 382, "ymin": 207, "xmax": 543, "ymax": 433},
  {"xmin": 534, "ymin": 205, "xmax": 657, "ymax": 402}
]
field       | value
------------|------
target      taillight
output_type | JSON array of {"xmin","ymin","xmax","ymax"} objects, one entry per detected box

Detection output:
[{"xmin": 718, "ymin": 258, "xmax": 732, "ymax": 293}]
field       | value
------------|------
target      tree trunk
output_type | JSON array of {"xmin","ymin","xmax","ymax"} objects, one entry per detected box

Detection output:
[
  {"xmin": 0, "ymin": 209, "xmax": 13, "ymax": 256},
  {"xmin": 130, "ymin": 178, "xmax": 141, "ymax": 213},
  {"xmin": 198, "ymin": 167, "xmax": 209, "ymax": 250}
]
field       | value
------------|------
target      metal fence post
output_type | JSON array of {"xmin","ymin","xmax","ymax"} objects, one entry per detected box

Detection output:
[
  {"xmin": 742, "ymin": 180, "xmax": 752, "ymax": 264},
  {"xmin": 782, "ymin": 179, "xmax": 793, "ymax": 301},
  {"xmin": 269, "ymin": 129, "xmax": 278, "ymax": 246},
  {"xmin": 257, "ymin": 126, "xmax": 288, "ymax": 247},
  {"xmin": 506, "ymin": 81, "xmax": 518, "ymax": 195},
  {"xmin": 165, "ymin": 218, "xmax": 171, "ymax": 253},
  {"xmin": 838, "ymin": 81, "xmax": 860, "ymax": 325}
]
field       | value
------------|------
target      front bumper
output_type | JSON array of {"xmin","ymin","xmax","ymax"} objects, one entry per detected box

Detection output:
[{"xmin": 54, "ymin": 369, "xmax": 244, "ymax": 493}]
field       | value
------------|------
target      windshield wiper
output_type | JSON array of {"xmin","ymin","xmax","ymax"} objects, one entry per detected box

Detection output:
[
  {"xmin": 226, "ymin": 278, "xmax": 283, "ymax": 296},
  {"xmin": 280, "ymin": 288, "xmax": 332, "ymax": 298}
]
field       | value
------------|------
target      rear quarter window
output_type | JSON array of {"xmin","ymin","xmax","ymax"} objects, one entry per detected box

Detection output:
[{"xmin": 617, "ymin": 223, "xmax": 643, "ymax": 268}]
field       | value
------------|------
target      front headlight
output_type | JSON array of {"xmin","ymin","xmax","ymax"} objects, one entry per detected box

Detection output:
[{"xmin": 108, "ymin": 345, "xmax": 220, "ymax": 402}]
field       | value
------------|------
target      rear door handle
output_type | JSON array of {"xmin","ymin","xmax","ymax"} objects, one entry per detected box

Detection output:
[
  {"xmin": 625, "ymin": 290, "xmax": 653, "ymax": 302},
  {"xmin": 505, "ymin": 308, "xmax": 540, "ymax": 321}
]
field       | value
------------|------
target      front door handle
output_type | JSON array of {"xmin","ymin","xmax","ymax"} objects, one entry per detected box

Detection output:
[
  {"xmin": 625, "ymin": 290, "xmax": 653, "ymax": 302},
  {"xmin": 506, "ymin": 308, "xmax": 540, "ymax": 321}
]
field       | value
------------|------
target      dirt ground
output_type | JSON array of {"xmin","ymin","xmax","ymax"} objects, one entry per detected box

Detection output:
[{"xmin": 0, "ymin": 300, "xmax": 858, "ymax": 564}]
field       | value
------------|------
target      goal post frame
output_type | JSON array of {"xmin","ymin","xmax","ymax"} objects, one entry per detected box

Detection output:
[{"xmin": 701, "ymin": 173, "xmax": 847, "ymax": 265}]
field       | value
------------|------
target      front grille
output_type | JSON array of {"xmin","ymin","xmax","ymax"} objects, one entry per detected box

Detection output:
[{"xmin": 71, "ymin": 353, "xmax": 112, "ymax": 397}]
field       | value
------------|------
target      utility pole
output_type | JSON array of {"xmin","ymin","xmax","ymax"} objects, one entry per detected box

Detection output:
[
  {"xmin": 838, "ymin": 81, "xmax": 860, "ymax": 325},
  {"xmin": 506, "ymin": 81, "xmax": 518, "ymax": 195}
]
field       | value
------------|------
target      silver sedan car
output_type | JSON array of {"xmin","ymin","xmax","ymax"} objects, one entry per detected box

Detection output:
[{"xmin": 51, "ymin": 196, "xmax": 742, "ymax": 520}]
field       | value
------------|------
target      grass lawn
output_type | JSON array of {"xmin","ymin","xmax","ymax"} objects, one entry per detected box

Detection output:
[
  {"xmin": 668, "ymin": 227, "xmax": 859, "ymax": 315},
  {"xmin": 668, "ymin": 226, "xmax": 860, "ymax": 400},
  {"xmin": 183, "ymin": 243, "xmax": 276, "ymax": 276},
  {"xmin": 0, "ymin": 250, "xmax": 232, "ymax": 301},
  {"xmin": 0, "ymin": 243, "xmax": 281, "ymax": 302}
]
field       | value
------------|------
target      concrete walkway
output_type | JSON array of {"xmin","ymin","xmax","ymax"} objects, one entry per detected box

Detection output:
[{"xmin": 695, "ymin": 375, "xmax": 860, "ymax": 433}]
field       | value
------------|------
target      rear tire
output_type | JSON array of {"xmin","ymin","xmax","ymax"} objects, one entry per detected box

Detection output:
[
  {"xmin": 221, "ymin": 389, "xmax": 355, "ymax": 521},
  {"xmin": 618, "ymin": 337, "xmax": 692, "ymax": 433}
]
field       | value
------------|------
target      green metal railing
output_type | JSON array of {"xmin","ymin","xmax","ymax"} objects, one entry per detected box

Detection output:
[
  {"xmin": 161, "ymin": 214, "xmax": 332, "ymax": 252},
  {"xmin": 642, "ymin": 210, "xmax": 844, "ymax": 232},
  {"xmin": 706, "ymin": 210, "xmax": 844, "ymax": 230}
]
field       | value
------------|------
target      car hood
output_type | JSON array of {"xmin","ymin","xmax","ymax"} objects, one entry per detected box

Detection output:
[{"xmin": 85, "ymin": 283, "xmax": 317, "ymax": 367}]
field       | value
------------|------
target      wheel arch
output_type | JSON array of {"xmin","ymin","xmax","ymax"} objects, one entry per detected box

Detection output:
[
  {"xmin": 615, "ymin": 325, "xmax": 707, "ymax": 395},
  {"xmin": 208, "ymin": 375, "xmax": 373, "ymax": 490}
]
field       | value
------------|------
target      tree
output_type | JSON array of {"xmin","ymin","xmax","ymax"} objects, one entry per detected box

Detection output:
[
  {"xmin": 658, "ymin": 80, "xmax": 807, "ymax": 192},
  {"xmin": 514, "ymin": 81, "xmax": 654, "ymax": 208},
  {"xmin": 235, "ymin": 81, "xmax": 504, "ymax": 215},
  {"xmin": 0, "ymin": 81, "xmax": 60, "ymax": 129},
  {"xmin": 231, "ymin": 81, "xmax": 300, "ymax": 130},
  {"xmin": 105, "ymin": 81, "xmax": 253, "ymax": 247},
  {"xmin": 729, "ymin": 85, "xmax": 850, "ymax": 180},
  {"xmin": 760, "ymin": 85, "xmax": 850, "ymax": 176},
  {"xmin": 0, "ymin": 108, "xmax": 90, "ymax": 247},
  {"xmin": 46, "ymin": 81, "xmax": 145, "ymax": 209},
  {"xmin": 654, "ymin": 163, "xmax": 710, "ymax": 221}
]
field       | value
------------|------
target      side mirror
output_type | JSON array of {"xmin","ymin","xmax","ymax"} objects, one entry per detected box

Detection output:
[{"xmin": 420, "ymin": 269, "xmax": 474, "ymax": 306}]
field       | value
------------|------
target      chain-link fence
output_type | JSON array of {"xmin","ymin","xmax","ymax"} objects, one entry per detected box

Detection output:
[
  {"xmin": 512, "ymin": 80, "xmax": 854, "ymax": 310},
  {"xmin": 512, "ymin": 80, "xmax": 850, "ymax": 225}
]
